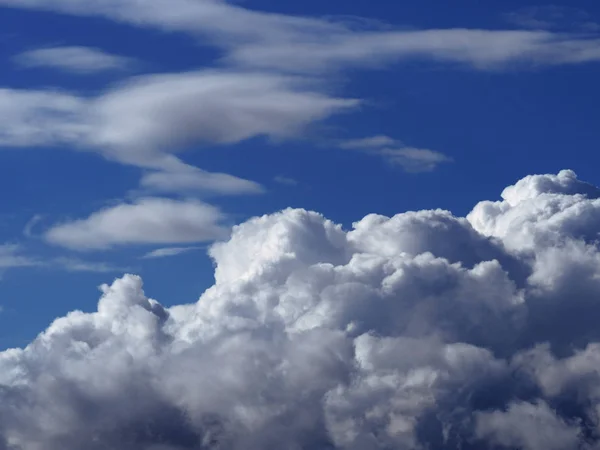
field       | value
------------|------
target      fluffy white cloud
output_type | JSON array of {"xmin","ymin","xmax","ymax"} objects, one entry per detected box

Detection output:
[
  {"xmin": 340, "ymin": 135, "xmax": 451, "ymax": 172},
  {"xmin": 45, "ymin": 197, "xmax": 228, "ymax": 250},
  {"xmin": 3, "ymin": 171, "xmax": 600, "ymax": 447},
  {"xmin": 467, "ymin": 169, "xmax": 600, "ymax": 252},
  {"xmin": 13, "ymin": 46, "xmax": 134, "ymax": 74}
]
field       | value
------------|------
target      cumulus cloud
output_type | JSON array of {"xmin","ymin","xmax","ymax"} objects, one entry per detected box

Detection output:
[
  {"xmin": 13, "ymin": 46, "xmax": 135, "ymax": 74},
  {"xmin": 340, "ymin": 135, "xmax": 451, "ymax": 172},
  {"xmin": 45, "ymin": 197, "xmax": 228, "ymax": 250},
  {"xmin": 4, "ymin": 170, "xmax": 600, "ymax": 447}
]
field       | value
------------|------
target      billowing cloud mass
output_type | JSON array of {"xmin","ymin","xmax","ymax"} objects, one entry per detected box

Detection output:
[
  {"xmin": 4, "ymin": 170, "xmax": 600, "ymax": 448},
  {"xmin": 13, "ymin": 46, "xmax": 135, "ymax": 74}
]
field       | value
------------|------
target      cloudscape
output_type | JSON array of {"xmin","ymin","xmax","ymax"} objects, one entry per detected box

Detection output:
[{"xmin": 1, "ymin": 1, "xmax": 600, "ymax": 449}]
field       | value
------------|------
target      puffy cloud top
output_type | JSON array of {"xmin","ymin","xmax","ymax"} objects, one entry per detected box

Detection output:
[{"xmin": 4, "ymin": 170, "xmax": 600, "ymax": 449}]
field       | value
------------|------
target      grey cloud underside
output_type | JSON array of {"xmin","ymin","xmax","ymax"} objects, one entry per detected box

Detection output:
[{"xmin": 4, "ymin": 170, "xmax": 600, "ymax": 448}]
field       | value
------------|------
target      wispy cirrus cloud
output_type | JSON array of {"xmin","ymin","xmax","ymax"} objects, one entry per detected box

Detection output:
[
  {"xmin": 0, "ymin": 244, "xmax": 40, "ymax": 270},
  {"xmin": 505, "ymin": 6, "xmax": 600, "ymax": 32},
  {"xmin": 51, "ymin": 257, "xmax": 129, "ymax": 273},
  {"xmin": 0, "ymin": 244, "xmax": 125, "ymax": 275},
  {"xmin": 2, "ymin": 0, "xmax": 600, "ymax": 73},
  {"xmin": 340, "ymin": 135, "xmax": 451, "ymax": 172},
  {"xmin": 13, "ymin": 46, "xmax": 136, "ymax": 74},
  {"xmin": 274, "ymin": 175, "xmax": 298, "ymax": 186}
]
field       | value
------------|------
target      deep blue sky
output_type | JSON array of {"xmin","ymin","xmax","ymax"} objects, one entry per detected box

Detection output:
[{"xmin": 1, "ymin": 0, "xmax": 600, "ymax": 348}]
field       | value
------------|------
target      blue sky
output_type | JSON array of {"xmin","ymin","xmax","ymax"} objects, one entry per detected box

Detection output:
[{"xmin": 1, "ymin": 0, "xmax": 600, "ymax": 349}]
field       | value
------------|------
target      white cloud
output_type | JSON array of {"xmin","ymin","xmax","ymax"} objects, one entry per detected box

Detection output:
[
  {"xmin": 505, "ymin": 6, "xmax": 600, "ymax": 32},
  {"xmin": 0, "ymin": 0, "xmax": 346, "ymax": 45},
  {"xmin": 467, "ymin": 169, "xmax": 600, "ymax": 252},
  {"xmin": 0, "ymin": 88, "xmax": 87, "ymax": 148},
  {"xmin": 89, "ymin": 71, "xmax": 357, "ymax": 157},
  {"xmin": 340, "ymin": 135, "xmax": 451, "ymax": 172},
  {"xmin": 142, "ymin": 246, "xmax": 204, "ymax": 259},
  {"xmin": 23, "ymin": 214, "xmax": 43, "ymax": 237},
  {"xmin": 45, "ymin": 197, "xmax": 229, "ymax": 250},
  {"xmin": 3, "ymin": 171, "xmax": 600, "ymax": 447},
  {"xmin": 273, "ymin": 175, "xmax": 298, "ymax": 186},
  {"xmin": 3, "ymin": 0, "xmax": 600, "ymax": 73},
  {"xmin": 0, "ymin": 71, "xmax": 357, "ymax": 184},
  {"xmin": 228, "ymin": 29, "xmax": 600, "ymax": 73},
  {"xmin": 13, "ymin": 46, "xmax": 135, "ymax": 74},
  {"xmin": 0, "ymin": 244, "xmax": 124, "ymax": 275},
  {"xmin": 0, "ymin": 71, "xmax": 356, "ymax": 198},
  {"xmin": 0, "ymin": 244, "xmax": 40, "ymax": 270},
  {"xmin": 51, "ymin": 257, "xmax": 128, "ymax": 273},
  {"xmin": 139, "ymin": 167, "xmax": 264, "ymax": 196},
  {"xmin": 339, "ymin": 135, "xmax": 397, "ymax": 149},
  {"xmin": 379, "ymin": 147, "xmax": 452, "ymax": 172}
]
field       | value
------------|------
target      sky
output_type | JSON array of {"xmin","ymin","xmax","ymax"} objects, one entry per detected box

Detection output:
[
  {"xmin": 1, "ymin": 0, "xmax": 600, "ymax": 348},
  {"xmin": 2, "ymin": 1, "xmax": 600, "ymax": 448}
]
